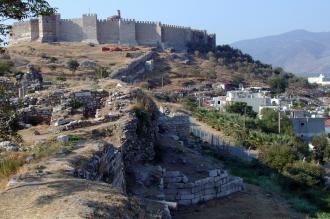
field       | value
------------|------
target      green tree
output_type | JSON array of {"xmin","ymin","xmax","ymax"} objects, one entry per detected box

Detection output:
[
  {"xmin": 311, "ymin": 135, "xmax": 329, "ymax": 164},
  {"xmin": 67, "ymin": 59, "xmax": 79, "ymax": 73},
  {"xmin": 225, "ymin": 102, "xmax": 257, "ymax": 118},
  {"xmin": 269, "ymin": 76, "xmax": 288, "ymax": 94},
  {"xmin": 0, "ymin": 84, "xmax": 20, "ymax": 142},
  {"xmin": 258, "ymin": 108, "xmax": 294, "ymax": 135}
]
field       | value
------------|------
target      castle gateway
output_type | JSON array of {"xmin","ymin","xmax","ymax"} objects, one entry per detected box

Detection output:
[{"xmin": 10, "ymin": 11, "xmax": 216, "ymax": 50}]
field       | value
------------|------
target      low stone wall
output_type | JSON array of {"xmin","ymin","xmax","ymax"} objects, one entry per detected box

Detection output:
[
  {"xmin": 163, "ymin": 170, "xmax": 244, "ymax": 206},
  {"xmin": 56, "ymin": 114, "xmax": 120, "ymax": 132}
]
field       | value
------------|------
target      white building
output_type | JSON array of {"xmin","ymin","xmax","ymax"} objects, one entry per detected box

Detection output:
[
  {"xmin": 226, "ymin": 89, "xmax": 272, "ymax": 113},
  {"xmin": 308, "ymin": 74, "xmax": 330, "ymax": 86},
  {"xmin": 211, "ymin": 96, "xmax": 227, "ymax": 110}
]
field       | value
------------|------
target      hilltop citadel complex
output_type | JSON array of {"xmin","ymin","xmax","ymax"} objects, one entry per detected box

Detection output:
[{"xmin": 10, "ymin": 11, "xmax": 216, "ymax": 50}]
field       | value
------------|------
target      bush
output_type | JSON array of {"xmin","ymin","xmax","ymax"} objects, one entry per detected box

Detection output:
[
  {"xmin": 96, "ymin": 67, "xmax": 109, "ymax": 78},
  {"xmin": 225, "ymin": 102, "xmax": 256, "ymax": 118},
  {"xmin": 311, "ymin": 135, "xmax": 329, "ymax": 164},
  {"xmin": 69, "ymin": 99, "xmax": 83, "ymax": 109},
  {"xmin": 0, "ymin": 59, "xmax": 14, "ymax": 76},
  {"xmin": 259, "ymin": 144, "xmax": 296, "ymax": 172},
  {"xmin": 56, "ymin": 76, "xmax": 66, "ymax": 81},
  {"xmin": 284, "ymin": 161, "xmax": 325, "ymax": 188},
  {"xmin": 67, "ymin": 59, "xmax": 79, "ymax": 73}
]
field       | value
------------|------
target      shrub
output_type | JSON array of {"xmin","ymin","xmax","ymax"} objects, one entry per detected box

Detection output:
[
  {"xmin": 67, "ymin": 59, "xmax": 79, "ymax": 73},
  {"xmin": 69, "ymin": 99, "xmax": 83, "ymax": 109},
  {"xmin": 0, "ymin": 158, "xmax": 21, "ymax": 179},
  {"xmin": 0, "ymin": 59, "xmax": 14, "ymax": 76},
  {"xmin": 49, "ymin": 65, "xmax": 57, "ymax": 71},
  {"xmin": 311, "ymin": 135, "xmax": 329, "ymax": 164},
  {"xmin": 49, "ymin": 57, "xmax": 58, "ymax": 63},
  {"xmin": 56, "ymin": 76, "xmax": 66, "ymax": 81},
  {"xmin": 96, "ymin": 67, "xmax": 109, "ymax": 78},
  {"xmin": 259, "ymin": 144, "xmax": 296, "ymax": 172},
  {"xmin": 288, "ymin": 197, "xmax": 318, "ymax": 214},
  {"xmin": 284, "ymin": 161, "xmax": 325, "ymax": 188}
]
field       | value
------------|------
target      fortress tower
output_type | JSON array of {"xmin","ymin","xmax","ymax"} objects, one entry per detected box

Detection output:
[
  {"xmin": 10, "ymin": 12, "xmax": 216, "ymax": 50},
  {"xmin": 82, "ymin": 14, "xmax": 99, "ymax": 44},
  {"xmin": 38, "ymin": 14, "xmax": 60, "ymax": 42}
]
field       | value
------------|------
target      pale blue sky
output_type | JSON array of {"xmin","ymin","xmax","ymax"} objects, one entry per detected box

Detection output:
[{"xmin": 45, "ymin": 0, "xmax": 330, "ymax": 44}]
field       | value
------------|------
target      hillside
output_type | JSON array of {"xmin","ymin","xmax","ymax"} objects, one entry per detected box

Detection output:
[
  {"xmin": 4, "ymin": 42, "xmax": 315, "ymax": 98},
  {"xmin": 231, "ymin": 30, "xmax": 330, "ymax": 76}
]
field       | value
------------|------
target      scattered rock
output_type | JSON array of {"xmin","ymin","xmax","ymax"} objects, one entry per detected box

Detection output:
[
  {"xmin": 57, "ymin": 135, "xmax": 69, "ymax": 143},
  {"xmin": 33, "ymin": 130, "xmax": 41, "ymax": 136},
  {"xmin": 0, "ymin": 141, "xmax": 19, "ymax": 152}
]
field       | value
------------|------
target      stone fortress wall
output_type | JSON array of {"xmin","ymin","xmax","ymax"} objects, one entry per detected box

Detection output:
[{"xmin": 10, "ymin": 11, "xmax": 216, "ymax": 50}]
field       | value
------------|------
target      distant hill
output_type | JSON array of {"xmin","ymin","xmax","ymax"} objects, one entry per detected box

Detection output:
[{"xmin": 231, "ymin": 30, "xmax": 330, "ymax": 76}]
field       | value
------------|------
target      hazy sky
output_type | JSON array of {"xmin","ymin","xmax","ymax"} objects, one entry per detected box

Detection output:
[{"xmin": 46, "ymin": 0, "xmax": 330, "ymax": 44}]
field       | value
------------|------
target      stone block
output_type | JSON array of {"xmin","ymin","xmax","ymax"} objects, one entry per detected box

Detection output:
[
  {"xmin": 192, "ymin": 197, "xmax": 201, "ymax": 204},
  {"xmin": 208, "ymin": 169, "xmax": 218, "ymax": 177},
  {"xmin": 204, "ymin": 181, "xmax": 215, "ymax": 189},
  {"xmin": 57, "ymin": 135, "xmax": 69, "ymax": 143},
  {"xmin": 165, "ymin": 188, "xmax": 178, "ymax": 195},
  {"xmin": 204, "ymin": 188, "xmax": 216, "ymax": 195},
  {"xmin": 166, "ymin": 183, "xmax": 185, "ymax": 189},
  {"xmin": 178, "ymin": 189, "xmax": 192, "ymax": 195},
  {"xmin": 164, "ymin": 176, "xmax": 183, "ymax": 183},
  {"xmin": 192, "ymin": 186, "xmax": 202, "ymax": 193},
  {"xmin": 202, "ymin": 194, "xmax": 215, "ymax": 201},
  {"xmin": 183, "ymin": 182, "xmax": 195, "ymax": 189},
  {"xmin": 178, "ymin": 199, "xmax": 192, "ymax": 206},
  {"xmin": 165, "ymin": 194, "xmax": 176, "ymax": 201},
  {"xmin": 165, "ymin": 171, "xmax": 181, "ymax": 177},
  {"xmin": 178, "ymin": 194, "xmax": 194, "ymax": 200}
]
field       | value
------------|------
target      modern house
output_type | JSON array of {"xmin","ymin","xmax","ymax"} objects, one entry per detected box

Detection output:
[
  {"xmin": 226, "ymin": 88, "xmax": 272, "ymax": 113},
  {"xmin": 290, "ymin": 110, "xmax": 325, "ymax": 140}
]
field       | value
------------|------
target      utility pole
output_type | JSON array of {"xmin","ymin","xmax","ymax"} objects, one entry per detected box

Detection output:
[{"xmin": 278, "ymin": 100, "xmax": 281, "ymax": 134}]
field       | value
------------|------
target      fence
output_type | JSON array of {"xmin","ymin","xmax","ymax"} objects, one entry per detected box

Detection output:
[{"xmin": 190, "ymin": 124, "xmax": 257, "ymax": 162}]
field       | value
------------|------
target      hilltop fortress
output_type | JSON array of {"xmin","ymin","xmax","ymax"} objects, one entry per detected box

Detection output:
[{"xmin": 10, "ymin": 11, "xmax": 216, "ymax": 50}]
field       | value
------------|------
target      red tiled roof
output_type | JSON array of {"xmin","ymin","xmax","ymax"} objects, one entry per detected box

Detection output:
[{"xmin": 325, "ymin": 119, "xmax": 330, "ymax": 127}]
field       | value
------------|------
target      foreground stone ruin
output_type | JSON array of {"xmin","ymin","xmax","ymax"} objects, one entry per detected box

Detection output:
[{"xmin": 0, "ymin": 77, "xmax": 244, "ymax": 218}]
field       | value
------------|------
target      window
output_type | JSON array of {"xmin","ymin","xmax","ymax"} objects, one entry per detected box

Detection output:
[{"xmin": 301, "ymin": 122, "xmax": 305, "ymax": 126}]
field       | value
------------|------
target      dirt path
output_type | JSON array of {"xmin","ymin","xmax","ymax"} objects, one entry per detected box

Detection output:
[{"xmin": 173, "ymin": 184, "xmax": 306, "ymax": 219}]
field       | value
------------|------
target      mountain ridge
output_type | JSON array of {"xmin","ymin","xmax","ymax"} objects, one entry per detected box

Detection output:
[{"xmin": 231, "ymin": 29, "xmax": 330, "ymax": 76}]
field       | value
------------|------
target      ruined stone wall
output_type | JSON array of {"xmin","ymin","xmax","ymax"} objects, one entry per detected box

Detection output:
[
  {"xmin": 163, "ymin": 170, "xmax": 244, "ymax": 206},
  {"xmin": 119, "ymin": 19, "xmax": 137, "ymax": 45},
  {"xmin": 82, "ymin": 14, "xmax": 99, "ymax": 44},
  {"xmin": 59, "ymin": 19, "xmax": 83, "ymax": 42},
  {"xmin": 135, "ymin": 21, "xmax": 161, "ymax": 46},
  {"xmin": 97, "ymin": 19, "xmax": 120, "ymax": 44},
  {"xmin": 161, "ymin": 25, "xmax": 192, "ymax": 50}
]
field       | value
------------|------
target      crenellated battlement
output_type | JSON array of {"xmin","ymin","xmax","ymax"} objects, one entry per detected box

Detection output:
[
  {"xmin": 83, "ymin": 13, "xmax": 97, "ymax": 17},
  {"xmin": 10, "ymin": 12, "xmax": 216, "ymax": 50}
]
